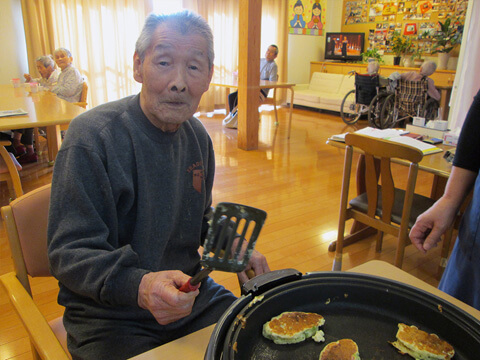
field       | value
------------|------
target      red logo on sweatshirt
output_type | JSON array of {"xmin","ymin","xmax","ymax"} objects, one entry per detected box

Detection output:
[{"xmin": 187, "ymin": 161, "xmax": 204, "ymax": 193}]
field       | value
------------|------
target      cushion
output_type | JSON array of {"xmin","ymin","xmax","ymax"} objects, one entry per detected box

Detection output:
[
  {"xmin": 349, "ymin": 187, "xmax": 436, "ymax": 228},
  {"xmin": 309, "ymin": 72, "xmax": 342, "ymax": 93},
  {"xmin": 294, "ymin": 90, "xmax": 321, "ymax": 103}
]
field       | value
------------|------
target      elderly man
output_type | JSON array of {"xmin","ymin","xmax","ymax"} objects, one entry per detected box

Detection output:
[
  {"xmin": 400, "ymin": 60, "xmax": 441, "ymax": 101},
  {"xmin": 223, "ymin": 44, "xmax": 279, "ymax": 128},
  {"xmin": 23, "ymin": 55, "xmax": 59, "ymax": 88},
  {"xmin": 48, "ymin": 11, "xmax": 270, "ymax": 360}
]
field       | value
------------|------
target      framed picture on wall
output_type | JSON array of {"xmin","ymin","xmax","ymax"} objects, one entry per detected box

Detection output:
[{"xmin": 404, "ymin": 22, "xmax": 417, "ymax": 35}]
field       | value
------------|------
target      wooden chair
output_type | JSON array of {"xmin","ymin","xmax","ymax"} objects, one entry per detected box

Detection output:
[
  {"xmin": 0, "ymin": 140, "xmax": 23, "ymax": 199},
  {"xmin": 73, "ymin": 81, "xmax": 88, "ymax": 109},
  {"xmin": 332, "ymin": 133, "xmax": 453, "ymax": 271},
  {"xmin": 0, "ymin": 184, "xmax": 71, "ymax": 359}
]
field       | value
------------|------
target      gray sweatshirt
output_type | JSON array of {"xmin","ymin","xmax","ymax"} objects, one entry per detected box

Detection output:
[{"xmin": 48, "ymin": 94, "xmax": 218, "ymax": 322}]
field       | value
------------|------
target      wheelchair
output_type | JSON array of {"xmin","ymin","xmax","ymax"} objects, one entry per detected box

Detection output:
[
  {"xmin": 340, "ymin": 71, "xmax": 390, "ymax": 127},
  {"xmin": 378, "ymin": 77, "xmax": 439, "ymax": 129}
]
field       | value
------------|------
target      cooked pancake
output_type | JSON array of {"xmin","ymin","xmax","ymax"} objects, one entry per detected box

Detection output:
[
  {"xmin": 319, "ymin": 339, "xmax": 360, "ymax": 360},
  {"xmin": 262, "ymin": 311, "xmax": 325, "ymax": 344},
  {"xmin": 390, "ymin": 323, "xmax": 454, "ymax": 360}
]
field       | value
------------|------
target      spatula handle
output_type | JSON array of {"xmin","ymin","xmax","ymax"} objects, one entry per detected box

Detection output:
[{"xmin": 178, "ymin": 278, "xmax": 200, "ymax": 293}]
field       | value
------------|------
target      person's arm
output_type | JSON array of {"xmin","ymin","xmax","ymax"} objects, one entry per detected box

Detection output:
[
  {"xmin": 269, "ymin": 62, "xmax": 278, "ymax": 82},
  {"xmin": 410, "ymin": 166, "xmax": 476, "ymax": 253},
  {"xmin": 52, "ymin": 67, "xmax": 82, "ymax": 98},
  {"xmin": 427, "ymin": 78, "xmax": 441, "ymax": 101},
  {"xmin": 48, "ymin": 140, "xmax": 148, "ymax": 307}
]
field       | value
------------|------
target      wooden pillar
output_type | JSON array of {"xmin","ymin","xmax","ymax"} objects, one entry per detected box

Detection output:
[{"xmin": 238, "ymin": 0, "xmax": 261, "ymax": 150}]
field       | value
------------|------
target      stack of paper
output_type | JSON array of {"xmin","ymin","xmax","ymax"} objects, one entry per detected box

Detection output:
[
  {"xmin": 329, "ymin": 127, "xmax": 442, "ymax": 155},
  {"xmin": 0, "ymin": 109, "xmax": 28, "ymax": 117}
]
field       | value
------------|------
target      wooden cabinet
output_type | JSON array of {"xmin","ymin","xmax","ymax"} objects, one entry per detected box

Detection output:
[{"xmin": 310, "ymin": 62, "xmax": 456, "ymax": 87}]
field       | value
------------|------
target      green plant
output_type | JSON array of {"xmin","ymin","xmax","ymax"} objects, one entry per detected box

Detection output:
[
  {"xmin": 411, "ymin": 47, "xmax": 423, "ymax": 61},
  {"xmin": 431, "ymin": 16, "xmax": 463, "ymax": 54},
  {"xmin": 390, "ymin": 31, "xmax": 413, "ymax": 56},
  {"xmin": 361, "ymin": 48, "xmax": 384, "ymax": 64}
]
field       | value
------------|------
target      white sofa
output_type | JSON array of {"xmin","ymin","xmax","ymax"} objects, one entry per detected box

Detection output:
[{"xmin": 292, "ymin": 72, "xmax": 355, "ymax": 112}]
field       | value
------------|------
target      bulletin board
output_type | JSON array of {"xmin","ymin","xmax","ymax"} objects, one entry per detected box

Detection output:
[{"xmin": 342, "ymin": 0, "xmax": 468, "ymax": 56}]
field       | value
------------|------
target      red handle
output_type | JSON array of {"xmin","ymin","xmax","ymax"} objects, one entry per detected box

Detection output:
[{"xmin": 179, "ymin": 278, "xmax": 200, "ymax": 293}]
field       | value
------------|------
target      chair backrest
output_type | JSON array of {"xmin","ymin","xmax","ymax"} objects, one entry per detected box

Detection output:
[
  {"xmin": 1, "ymin": 183, "xmax": 51, "ymax": 294},
  {"xmin": 355, "ymin": 73, "xmax": 379, "ymax": 106},
  {"xmin": 80, "ymin": 81, "xmax": 88, "ymax": 103},
  {"xmin": 345, "ymin": 133, "xmax": 423, "ymax": 223},
  {"xmin": 0, "ymin": 141, "xmax": 23, "ymax": 199},
  {"xmin": 396, "ymin": 78, "xmax": 428, "ymax": 115}
]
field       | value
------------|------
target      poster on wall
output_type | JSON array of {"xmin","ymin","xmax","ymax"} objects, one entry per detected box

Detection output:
[{"xmin": 289, "ymin": 0, "xmax": 327, "ymax": 35}]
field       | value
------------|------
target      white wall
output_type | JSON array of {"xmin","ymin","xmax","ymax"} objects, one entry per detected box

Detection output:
[
  {"xmin": 287, "ymin": 0, "xmax": 342, "ymax": 84},
  {"xmin": 0, "ymin": 0, "xmax": 28, "ymax": 84}
]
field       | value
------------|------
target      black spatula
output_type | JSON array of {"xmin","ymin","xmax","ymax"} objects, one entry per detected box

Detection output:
[{"xmin": 179, "ymin": 202, "xmax": 267, "ymax": 292}]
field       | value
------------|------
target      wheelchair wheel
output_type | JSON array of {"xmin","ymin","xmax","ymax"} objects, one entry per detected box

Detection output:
[
  {"xmin": 423, "ymin": 98, "xmax": 440, "ymax": 121},
  {"xmin": 379, "ymin": 94, "xmax": 397, "ymax": 128},
  {"xmin": 340, "ymin": 90, "xmax": 361, "ymax": 125},
  {"xmin": 368, "ymin": 92, "xmax": 390, "ymax": 128}
]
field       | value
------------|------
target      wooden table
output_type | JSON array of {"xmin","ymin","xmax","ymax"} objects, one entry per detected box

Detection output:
[
  {"xmin": 211, "ymin": 78, "xmax": 296, "ymax": 138},
  {"xmin": 130, "ymin": 260, "xmax": 480, "ymax": 359},
  {"xmin": 0, "ymin": 84, "xmax": 85, "ymax": 163}
]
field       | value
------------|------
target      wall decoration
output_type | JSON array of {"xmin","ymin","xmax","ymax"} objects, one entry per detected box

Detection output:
[
  {"xmin": 289, "ymin": 0, "xmax": 327, "ymax": 35},
  {"xmin": 404, "ymin": 22, "xmax": 418, "ymax": 35},
  {"xmin": 342, "ymin": 0, "xmax": 468, "ymax": 57}
]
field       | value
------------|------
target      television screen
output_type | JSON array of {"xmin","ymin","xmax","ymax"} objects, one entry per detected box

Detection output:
[{"xmin": 325, "ymin": 32, "xmax": 365, "ymax": 62}]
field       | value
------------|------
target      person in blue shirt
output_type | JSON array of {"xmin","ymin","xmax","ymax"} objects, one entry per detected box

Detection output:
[{"xmin": 223, "ymin": 45, "xmax": 278, "ymax": 128}]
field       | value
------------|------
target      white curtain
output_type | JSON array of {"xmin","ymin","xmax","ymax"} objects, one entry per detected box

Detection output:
[{"xmin": 448, "ymin": 0, "xmax": 480, "ymax": 132}]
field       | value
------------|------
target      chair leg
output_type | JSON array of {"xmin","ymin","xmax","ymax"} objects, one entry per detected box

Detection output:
[
  {"xmin": 394, "ymin": 231, "xmax": 408, "ymax": 268},
  {"xmin": 375, "ymin": 231, "xmax": 384, "ymax": 252},
  {"xmin": 437, "ymin": 226, "xmax": 455, "ymax": 279}
]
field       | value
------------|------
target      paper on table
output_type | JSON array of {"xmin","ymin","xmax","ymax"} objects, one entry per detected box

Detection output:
[
  {"xmin": 330, "ymin": 127, "xmax": 409, "ymax": 142},
  {"xmin": 0, "ymin": 109, "xmax": 28, "ymax": 117},
  {"xmin": 388, "ymin": 135, "xmax": 443, "ymax": 155}
]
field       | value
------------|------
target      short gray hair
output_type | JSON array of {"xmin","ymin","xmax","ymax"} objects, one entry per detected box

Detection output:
[
  {"xmin": 135, "ymin": 11, "xmax": 214, "ymax": 68},
  {"xmin": 367, "ymin": 60, "xmax": 380, "ymax": 75},
  {"xmin": 36, "ymin": 55, "xmax": 56, "ymax": 69},
  {"xmin": 420, "ymin": 60, "xmax": 437, "ymax": 76},
  {"xmin": 54, "ymin": 47, "xmax": 72, "ymax": 57}
]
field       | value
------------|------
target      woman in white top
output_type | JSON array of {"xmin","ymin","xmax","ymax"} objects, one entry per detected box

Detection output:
[{"xmin": 51, "ymin": 47, "xmax": 84, "ymax": 103}]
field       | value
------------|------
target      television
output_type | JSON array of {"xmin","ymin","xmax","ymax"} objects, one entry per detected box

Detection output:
[{"xmin": 325, "ymin": 32, "xmax": 365, "ymax": 62}]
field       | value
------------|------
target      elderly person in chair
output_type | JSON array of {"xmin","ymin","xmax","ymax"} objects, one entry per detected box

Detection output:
[
  {"xmin": 51, "ymin": 47, "xmax": 84, "ymax": 103},
  {"xmin": 400, "ymin": 60, "xmax": 441, "ymax": 101},
  {"xmin": 47, "ymin": 11, "xmax": 270, "ymax": 360},
  {"xmin": 23, "ymin": 55, "xmax": 59, "ymax": 89}
]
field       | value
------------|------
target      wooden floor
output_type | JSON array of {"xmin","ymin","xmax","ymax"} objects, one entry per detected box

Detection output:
[{"xmin": 0, "ymin": 106, "xmax": 451, "ymax": 359}]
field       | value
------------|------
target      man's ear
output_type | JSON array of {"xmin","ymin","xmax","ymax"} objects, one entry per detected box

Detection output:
[
  {"xmin": 133, "ymin": 52, "xmax": 143, "ymax": 83},
  {"xmin": 204, "ymin": 65, "xmax": 214, "ymax": 92}
]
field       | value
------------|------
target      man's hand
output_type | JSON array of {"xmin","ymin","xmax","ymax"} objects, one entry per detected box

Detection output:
[
  {"xmin": 24, "ymin": 73, "xmax": 32, "ymax": 82},
  {"xmin": 138, "ymin": 271, "xmax": 200, "ymax": 325},
  {"xmin": 237, "ymin": 249, "xmax": 270, "ymax": 285}
]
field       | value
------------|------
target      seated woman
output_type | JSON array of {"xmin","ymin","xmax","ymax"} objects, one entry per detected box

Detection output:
[
  {"xmin": 400, "ymin": 60, "xmax": 441, "ymax": 101},
  {"xmin": 23, "ymin": 55, "xmax": 59, "ymax": 89},
  {"xmin": 51, "ymin": 47, "xmax": 84, "ymax": 103},
  {"xmin": 14, "ymin": 55, "xmax": 61, "ymax": 164}
]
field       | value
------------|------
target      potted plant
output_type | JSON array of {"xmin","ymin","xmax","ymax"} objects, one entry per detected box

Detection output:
[
  {"xmin": 361, "ymin": 48, "xmax": 384, "ymax": 64},
  {"xmin": 430, "ymin": 16, "xmax": 464, "ymax": 69},
  {"xmin": 390, "ymin": 31, "xmax": 412, "ymax": 66}
]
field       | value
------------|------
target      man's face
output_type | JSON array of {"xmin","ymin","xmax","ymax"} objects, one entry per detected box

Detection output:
[
  {"xmin": 36, "ymin": 61, "xmax": 53, "ymax": 79},
  {"xmin": 54, "ymin": 52, "xmax": 73, "ymax": 71},
  {"xmin": 134, "ymin": 24, "xmax": 213, "ymax": 131},
  {"xmin": 265, "ymin": 46, "xmax": 278, "ymax": 62}
]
